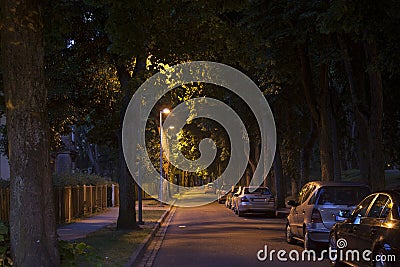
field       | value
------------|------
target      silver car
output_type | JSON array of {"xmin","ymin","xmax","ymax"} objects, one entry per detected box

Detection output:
[
  {"xmin": 234, "ymin": 186, "xmax": 275, "ymax": 217},
  {"xmin": 225, "ymin": 186, "xmax": 241, "ymax": 209},
  {"xmin": 217, "ymin": 184, "xmax": 232, "ymax": 204},
  {"xmin": 286, "ymin": 181, "xmax": 370, "ymax": 250}
]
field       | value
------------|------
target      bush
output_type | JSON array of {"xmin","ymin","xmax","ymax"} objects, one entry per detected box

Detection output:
[
  {"xmin": 0, "ymin": 221, "xmax": 12, "ymax": 266},
  {"xmin": 53, "ymin": 173, "xmax": 112, "ymax": 187},
  {"xmin": 0, "ymin": 180, "xmax": 9, "ymax": 188},
  {"xmin": 59, "ymin": 240, "xmax": 101, "ymax": 267}
]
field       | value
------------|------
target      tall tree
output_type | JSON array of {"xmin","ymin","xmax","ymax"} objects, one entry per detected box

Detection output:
[
  {"xmin": 102, "ymin": 0, "xmax": 248, "ymax": 227},
  {"xmin": 1, "ymin": 0, "xmax": 60, "ymax": 265},
  {"xmin": 319, "ymin": 0, "xmax": 391, "ymax": 190}
]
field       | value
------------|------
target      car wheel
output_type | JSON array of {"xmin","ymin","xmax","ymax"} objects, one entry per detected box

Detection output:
[
  {"xmin": 285, "ymin": 224, "xmax": 296, "ymax": 244},
  {"xmin": 303, "ymin": 228, "xmax": 316, "ymax": 250}
]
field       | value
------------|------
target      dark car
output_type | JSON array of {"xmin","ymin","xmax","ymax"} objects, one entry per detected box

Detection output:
[{"xmin": 329, "ymin": 190, "xmax": 400, "ymax": 267}]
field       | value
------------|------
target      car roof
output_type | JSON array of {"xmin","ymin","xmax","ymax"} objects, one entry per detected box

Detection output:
[
  {"xmin": 243, "ymin": 186, "xmax": 269, "ymax": 188},
  {"xmin": 242, "ymin": 186, "xmax": 271, "ymax": 190},
  {"xmin": 374, "ymin": 189, "xmax": 400, "ymax": 201},
  {"xmin": 371, "ymin": 190, "xmax": 400, "ymax": 219},
  {"xmin": 304, "ymin": 181, "xmax": 369, "ymax": 188}
]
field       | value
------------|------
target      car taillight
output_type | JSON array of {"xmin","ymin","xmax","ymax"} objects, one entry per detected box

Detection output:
[
  {"xmin": 311, "ymin": 208, "xmax": 323, "ymax": 223},
  {"xmin": 241, "ymin": 196, "xmax": 249, "ymax": 202}
]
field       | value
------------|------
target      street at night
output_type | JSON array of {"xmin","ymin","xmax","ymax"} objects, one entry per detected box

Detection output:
[
  {"xmin": 140, "ymin": 190, "xmax": 329, "ymax": 267},
  {"xmin": 2, "ymin": 0, "xmax": 400, "ymax": 266}
]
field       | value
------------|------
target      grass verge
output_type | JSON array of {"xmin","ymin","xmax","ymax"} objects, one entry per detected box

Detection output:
[{"xmin": 75, "ymin": 209, "xmax": 165, "ymax": 267}]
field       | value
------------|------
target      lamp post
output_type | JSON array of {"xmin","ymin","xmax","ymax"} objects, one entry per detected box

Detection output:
[{"xmin": 159, "ymin": 108, "xmax": 170, "ymax": 205}]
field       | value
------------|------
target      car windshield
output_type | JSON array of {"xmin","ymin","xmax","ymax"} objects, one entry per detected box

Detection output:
[
  {"xmin": 244, "ymin": 187, "xmax": 271, "ymax": 195},
  {"xmin": 316, "ymin": 186, "xmax": 370, "ymax": 206}
]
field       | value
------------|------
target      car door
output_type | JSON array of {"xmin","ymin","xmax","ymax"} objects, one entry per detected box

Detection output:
[
  {"xmin": 339, "ymin": 194, "xmax": 377, "ymax": 256},
  {"xmin": 290, "ymin": 184, "xmax": 307, "ymax": 236},
  {"xmin": 356, "ymin": 194, "xmax": 391, "ymax": 255},
  {"xmin": 293, "ymin": 184, "xmax": 315, "ymax": 237}
]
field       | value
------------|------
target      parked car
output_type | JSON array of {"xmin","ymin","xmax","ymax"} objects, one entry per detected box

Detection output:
[
  {"xmin": 229, "ymin": 186, "xmax": 242, "ymax": 210},
  {"xmin": 286, "ymin": 181, "xmax": 371, "ymax": 250},
  {"xmin": 225, "ymin": 186, "xmax": 240, "ymax": 209},
  {"xmin": 217, "ymin": 184, "xmax": 232, "ymax": 204},
  {"xmin": 204, "ymin": 182, "xmax": 215, "ymax": 194},
  {"xmin": 329, "ymin": 189, "xmax": 400, "ymax": 267},
  {"xmin": 234, "ymin": 186, "xmax": 275, "ymax": 217}
]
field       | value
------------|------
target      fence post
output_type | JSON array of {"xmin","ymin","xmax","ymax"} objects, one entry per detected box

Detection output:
[
  {"xmin": 64, "ymin": 187, "xmax": 72, "ymax": 223},
  {"xmin": 0, "ymin": 187, "xmax": 10, "ymax": 222}
]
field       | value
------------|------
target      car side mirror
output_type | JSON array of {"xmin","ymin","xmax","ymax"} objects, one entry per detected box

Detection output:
[{"xmin": 287, "ymin": 200, "xmax": 298, "ymax": 207}]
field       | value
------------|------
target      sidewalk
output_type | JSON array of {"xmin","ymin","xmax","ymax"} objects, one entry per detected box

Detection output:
[
  {"xmin": 57, "ymin": 207, "xmax": 119, "ymax": 241},
  {"xmin": 57, "ymin": 200, "xmax": 170, "ymax": 241}
]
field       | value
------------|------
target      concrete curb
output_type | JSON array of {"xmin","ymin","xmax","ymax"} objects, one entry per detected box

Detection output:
[{"xmin": 124, "ymin": 201, "xmax": 176, "ymax": 267}]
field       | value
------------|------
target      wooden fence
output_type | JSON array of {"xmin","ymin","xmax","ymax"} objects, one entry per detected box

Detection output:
[
  {"xmin": 0, "ymin": 184, "xmax": 119, "ymax": 224},
  {"xmin": 0, "ymin": 187, "xmax": 10, "ymax": 223}
]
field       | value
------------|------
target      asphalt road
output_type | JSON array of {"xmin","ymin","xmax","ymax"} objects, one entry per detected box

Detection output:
[{"xmin": 151, "ymin": 199, "xmax": 330, "ymax": 267}]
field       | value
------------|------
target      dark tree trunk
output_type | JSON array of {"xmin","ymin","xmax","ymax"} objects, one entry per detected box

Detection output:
[
  {"xmin": 363, "ymin": 39, "xmax": 385, "ymax": 190},
  {"xmin": 273, "ymin": 145, "xmax": 285, "ymax": 209},
  {"xmin": 297, "ymin": 43, "xmax": 335, "ymax": 182},
  {"xmin": 338, "ymin": 34, "xmax": 385, "ymax": 190},
  {"xmin": 115, "ymin": 61, "xmax": 138, "ymax": 229},
  {"xmin": 290, "ymin": 177, "xmax": 298, "ymax": 197},
  {"xmin": 85, "ymin": 143, "xmax": 101, "ymax": 174},
  {"xmin": 318, "ymin": 63, "xmax": 335, "ymax": 182},
  {"xmin": 330, "ymin": 92, "xmax": 341, "ymax": 182},
  {"xmin": 337, "ymin": 34, "xmax": 370, "ymax": 185},
  {"xmin": 1, "ymin": 0, "xmax": 60, "ymax": 265},
  {"xmin": 331, "ymin": 117, "xmax": 341, "ymax": 181},
  {"xmin": 300, "ymin": 119, "xmax": 317, "ymax": 185}
]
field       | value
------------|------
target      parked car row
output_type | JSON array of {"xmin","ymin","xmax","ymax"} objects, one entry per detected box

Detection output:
[
  {"xmin": 216, "ymin": 184, "xmax": 277, "ymax": 217},
  {"xmin": 285, "ymin": 181, "xmax": 400, "ymax": 267}
]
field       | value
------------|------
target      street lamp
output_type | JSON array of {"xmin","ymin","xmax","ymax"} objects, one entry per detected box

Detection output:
[{"xmin": 159, "ymin": 108, "xmax": 170, "ymax": 205}]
